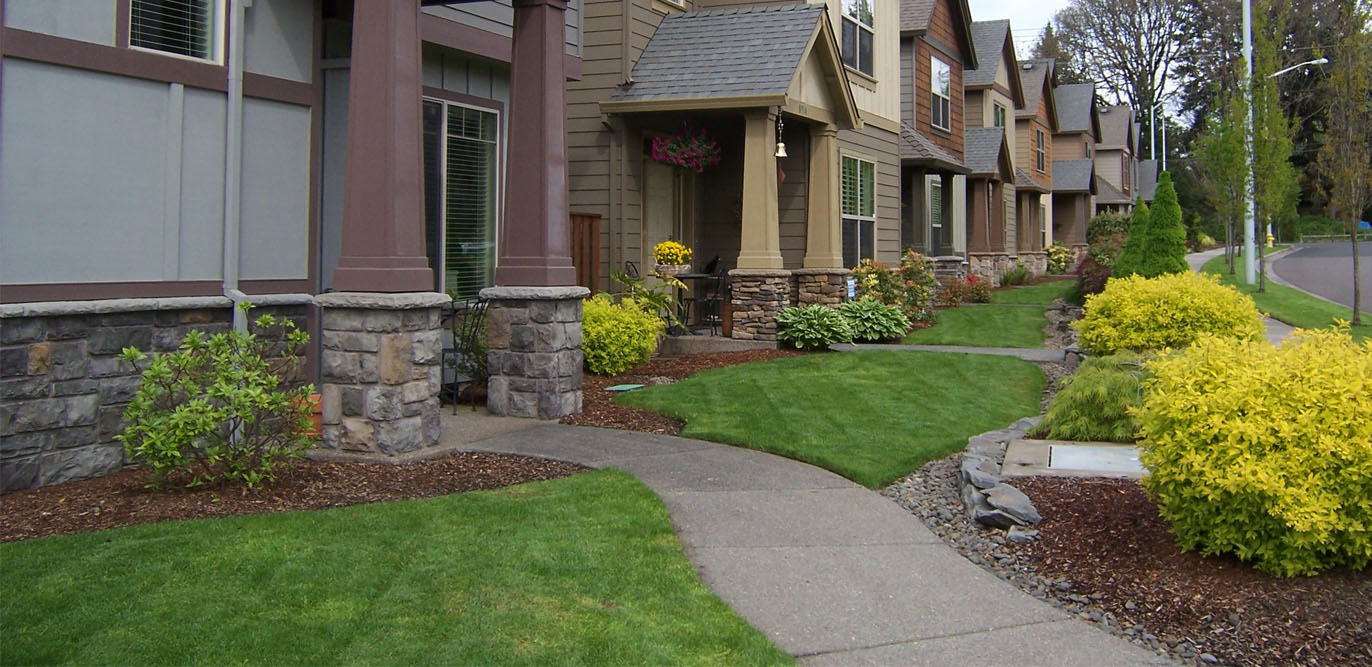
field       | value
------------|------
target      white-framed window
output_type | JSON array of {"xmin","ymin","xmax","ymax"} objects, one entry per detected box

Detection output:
[
  {"xmin": 1035, "ymin": 129, "xmax": 1046, "ymax": 172},
  {"xmin": 130, "ymin": 0, "xmax": 223, "ymax": 62},
  {"xmin": 993, "ymin": 103, "xmax": 1007, "ymax": 128},
  {"xmin": 841, "ymin": 0, "xmax": 874, "ymax": 77},
  {"xmin": 930, "ymin": 178, "xmax": 943, "ymax": 238},
  {"xmin": 842, "ymin": 155, "xmax": 876, "ymax": 268},
  {"xmin": 422, "ymin": 98, "xmax": 502, "ymax": 299},
  {"xmin": 1040, "ymin": 205, "xmax": 1047, "ymax": 248},
  {"xmin": 931, "ymin": 56, "xmax": 952, "ymax": 132}
]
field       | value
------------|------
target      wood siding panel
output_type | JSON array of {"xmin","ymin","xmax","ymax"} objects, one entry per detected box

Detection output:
[
  {"xmin": 1053, "ymin": 131, "xmax": 1089, "ymax": 160},
  {"xmin": 911, "ymin": 38, "xmax": 963, "ymax": 159},
  {"xmin": 838, "ymin": 124, "xmax": 901, "ymax": 264}
]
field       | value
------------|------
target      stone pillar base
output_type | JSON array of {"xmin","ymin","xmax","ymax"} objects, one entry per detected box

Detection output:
[
  {"xmin": 316, "ymin": 292, "xmax": 447, "ymax": 459},
  {"xmin": 930, "ymin": 256, "xmax": 969, "ymax": 283},
  {"xmin": 792, "ymin": 268, "xmax": 850, "ymax": 307},
  {"xmin": 481, "ymin": 286, "xmax": 590, "ymax": 420},
  {"xmin": 967, "ymin": 253, "xmax": 1014, "ymax": 287},
  {"xmin": 729, "ymin": 269, "xmax": 791, "ymax": 340},
  {"xmin": 1018, "ymin": 251, "xmax": 1049, "ymax": 279}
]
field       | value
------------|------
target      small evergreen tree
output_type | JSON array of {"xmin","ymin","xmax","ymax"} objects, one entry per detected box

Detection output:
[{"xmin": 1115, "ymin": 174, "xmax": 1188, "ymax": 278}]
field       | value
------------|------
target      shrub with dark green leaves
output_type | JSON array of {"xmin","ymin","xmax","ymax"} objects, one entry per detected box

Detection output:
[
  {"xmin": 1000, "ymin": 261, "xmax": 1029, "ymax": 286},
  {"xmin": 582, "ymin": 294, "xmax": 664, "ymax": 375},
  {"xmin": 838, "ymin": 299, "xmax": 911, "ymax": 342},
  {"xmin": 118, "ymin": 303, "xmax": 313, "ymax": 489},
  {"xmin": 1032, "ymin": 353, "xmax": 1149, "ymax": 443},
  {"xmin": 1088, "ymin": 211, "xmax": 1131, "ymax": 242},
  {"xmin": 776, "ymin": 304, "xmax": 852, "ymax": 349}
]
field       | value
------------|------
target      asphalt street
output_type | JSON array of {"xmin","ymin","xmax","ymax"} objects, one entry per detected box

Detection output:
[{"xmin": 1270, "ymin": 243, "xmax": 1372, "ymax": 310}]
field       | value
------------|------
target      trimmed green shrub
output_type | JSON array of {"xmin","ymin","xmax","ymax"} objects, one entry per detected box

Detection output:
[
  {"xmin": 1114, "ymin": 175, "xmax": 1188, "ymax": 278},
  {"xmin": 851, "ymin": 249, "xmax": 938, "ymax": 321},
  {"xmin": 777, "ymin": 304, "xmax": 852, "ymax": 349},
  {"xmin": 1000, "ymin": 261, "xmax": 1029, "ymax": 286},
  {"xmin": 1032, "ymin": 353, "xmax": 1148, "ymax": 443},
  {"xmin": 1087, "ymin": 211, "xmax": 1131, "ymax": 242},
  {"xmin": 1111, "ymin": 200, "xmax": 1150, "ymax": 277},
  {"xmin": 582, "ymin": 294, "xmax": 664, "ymax": 375},
  {"xmin": 1073, "ymin": 272, "xmax": 1264, "ymax": 354},
  {"xmin": 118, "ymin": 303, "xmax": 313, "ymax": 489},
  {"xmin": 938, "ymin": 274, "xmax": 992, "ymax": 307},
  {"xmin": 1138, "ymin": 327, "xmax": 1372, "ymax": 576},
  {"xmin": 838, "ymin": 299, "xmax": 911, "ymax": 342},
  {"xmin": 1045, "ymin": 243, "xmax": 1076, "ymax": 274}
]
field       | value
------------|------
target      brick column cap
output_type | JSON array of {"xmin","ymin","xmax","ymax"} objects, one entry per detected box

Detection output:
[
  {"xmin": 315, "ymin": 292, "xmax": 449, "ymax": 310},
  {"xmin": 790, "ymin": 268, "xmax": 851, "ymax": 276}
]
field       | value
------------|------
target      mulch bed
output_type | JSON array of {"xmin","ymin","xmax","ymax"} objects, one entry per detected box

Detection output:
[
  {"xmin": 561, "ymin": 349, "xmax": 805, "ymax": 435},
  {"xmin": 1010, "ymin": 476, "xmax": 1372, "ymax": 666},
  {"xmin": 0, "ymin": 453, "xmax": 587, "ymax": 543}
]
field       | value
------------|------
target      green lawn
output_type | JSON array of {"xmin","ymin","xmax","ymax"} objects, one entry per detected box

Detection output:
[
  {"xmin": 617, "ymin": 351, "xmax": 1045, "ymax": 488},
  {"xmin": 0, "ymin": 471, "xmax": 789, "ymax": 666},
  {"xmin": 1201, "ymin": 254, "xmax": 1372, "ymax": 341},
  {"xmin": 991, "ymin": 280, "xmax": 1074, "ymax": 304},
  {"xmin": 901, "ymin": 305, "xmax": 1049, "ymax": 348}
]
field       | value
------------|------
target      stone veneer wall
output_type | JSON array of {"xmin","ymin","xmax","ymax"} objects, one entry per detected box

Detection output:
[
  {"xmin": 793, "ymin": 268, "xmax": 850, "ymax": 307},
  {"xmin": 729, "ymin": 269, "xmax": 791, "ymax": 341},
  {"xmin": 1019, "ymin": 251, "xmax": 1049, "ymax": 279},
  {"xmin": 481, "ymin": 286, "xmax": 589, "ymax": 420},
  {"xmin": 315, "ymin": 292, "xmax": 447, "ymax": 458},
  {"xmin": 929, "ymin": 256, "xmax": 969, "ymax": 283},
  {"xmin": 967, "ymin": 253, "xmax": 1016, "ymax": 287},
  {"xmin": 1, "ymin": 297, "xmax": 309, "ymax": 493}
]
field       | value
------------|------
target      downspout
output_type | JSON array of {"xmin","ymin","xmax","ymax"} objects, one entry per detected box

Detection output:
[{"xmin": 223, "ymin": 0, "xmax": 250, "ymax": 332}]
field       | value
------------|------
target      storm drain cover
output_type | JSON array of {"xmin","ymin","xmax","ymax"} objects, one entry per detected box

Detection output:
[{"xmin": 1048, "ymin": 444, "xmax": 1144, "ymax": 475}]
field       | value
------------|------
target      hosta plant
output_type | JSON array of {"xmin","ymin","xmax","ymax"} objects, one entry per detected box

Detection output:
[
  {"xmin": 838, "ymin": 299, "xmax": 911, "ymax": 343},
  {"xmin": 776, "ymin": 304, "xmax": 852, "ymax": 349},
  {"xmin": 119, "ymin": 303, "xmax": 313, "ymax": 489}
]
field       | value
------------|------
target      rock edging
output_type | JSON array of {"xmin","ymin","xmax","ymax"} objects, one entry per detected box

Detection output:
[{"xmin": 960, "ymin": 417, "xmax": 1044, "ymax": 537}]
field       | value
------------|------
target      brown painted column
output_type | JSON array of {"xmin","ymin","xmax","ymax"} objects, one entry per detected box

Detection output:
[
  {"xmin": 737, "ymin": 109, "xmax": 783, "ymax": 270},
  {"xmin": 968, "ymin": 179, "xmax": 987, "ymax": 253},
  {"xmin": 496, "ymin": 0, "xmax": 576, "ymax": 286},
  {"xmin": 803, "ymin": 124, "xmax": 843, "ymax": 269},
  {"xmin": 991, "ymin": 181, "xmax": 1004, "ymax": 252},
  {"xmin": 333, "ymin": 0, "xmax": 433, "ymax": 293}
]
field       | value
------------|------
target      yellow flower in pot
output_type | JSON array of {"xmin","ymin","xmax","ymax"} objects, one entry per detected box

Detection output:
[{"xmin": 652, "ymin": 241, "xmax": 693, "ymax": 276}]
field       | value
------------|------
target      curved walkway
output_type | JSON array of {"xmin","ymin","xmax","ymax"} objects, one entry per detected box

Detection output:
[
  {"xmin": 1187, "ymin": 248, "xmax": 1295, "ymax": 343},
  {"xmin": 453, "ymin": 420, "xmax": 1169, "ymax": 665}
]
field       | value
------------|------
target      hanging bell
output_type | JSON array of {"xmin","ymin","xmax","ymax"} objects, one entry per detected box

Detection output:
[{"xmin": 775, "ymin": 142, "xmax": 788, "ymax": 158}]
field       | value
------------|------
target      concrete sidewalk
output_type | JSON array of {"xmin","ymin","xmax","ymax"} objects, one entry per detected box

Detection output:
[
  {"xmin": 1188, "ymin": 248, "xmax": 1294, "ymax": 343},
  {"xmin": 455, "ymin": 421, "xmax": 1169, "ymax": 665}
]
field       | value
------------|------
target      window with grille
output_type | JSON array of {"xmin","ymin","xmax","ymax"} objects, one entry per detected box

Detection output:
[
  {"xmin": 1035, "ymin": 129, "xmax": 1046, "ymax": 172},
  {"xmin": 130, "ymin": 0, "xmax": 220, "ymax": 61},
  {"xmin": 422, "ymin": 99, "xmax": 500, "ymax": 299},
  {"xmin": 842, "ymin": 156, "xmax": 875, "ymax": 268},
  {"xmin": 993, "ymin": 103, "xmax": 1006, "ymax": 128},
  {"xmin": 931, "ymin": 57, "xmax": 952, "ymax": 132},
  {"xmin": 841, "ymin": 0, "xmax": 874, "ymax": 77}
]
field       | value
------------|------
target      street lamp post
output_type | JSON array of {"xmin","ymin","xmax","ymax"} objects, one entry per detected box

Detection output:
[{"xmin": 1150, "ymin": 102, "xmax": 1168, "ymax": 172}]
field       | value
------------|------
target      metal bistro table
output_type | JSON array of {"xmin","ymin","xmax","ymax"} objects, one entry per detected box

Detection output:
[{"xmin": 673, "ymin": 270, "xmax": 727, "ymax": 336}]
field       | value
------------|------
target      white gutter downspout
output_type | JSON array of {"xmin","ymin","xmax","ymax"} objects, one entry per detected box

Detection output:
[{"xmin": 223, "ymin": 0, "xmax": 250, "ymax": 332}]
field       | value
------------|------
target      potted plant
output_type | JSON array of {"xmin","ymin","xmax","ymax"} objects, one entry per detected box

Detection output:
[
  {"xmin": 653, "ymin": 240, "xmax": 693, "ymax": 276},
  {"xmin": 650, "ymin": 127, "xmax": 722, "ymax": 173}
]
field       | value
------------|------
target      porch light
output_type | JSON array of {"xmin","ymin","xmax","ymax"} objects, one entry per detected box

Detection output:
[{"xmin": 775, "ymin": 115, "xmax": 788, "ymax": 158}]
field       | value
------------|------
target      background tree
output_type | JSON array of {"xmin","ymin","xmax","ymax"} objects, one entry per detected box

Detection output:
[
  {"xmin": 1251, "ymin": 0, "xmax": 1302, "ymax": 292},
  {"xmin": 1115, "ymin": 173, "xmax": 1188, "ymax": 279},
  {"xmin": 1196, "ymin": 65, "xmax": 1251, "ymax": 275},
  {"xmin": 1313, "ymin": 0, "xmax": 1372, "ymax": 325},
  {"xmin": 1112, "ymin": 200, "xmax": 1151, "ymax": 278},
  {"xmin": 1029, "ymin": 23, "xmax": 1087, "ymax": 84}
]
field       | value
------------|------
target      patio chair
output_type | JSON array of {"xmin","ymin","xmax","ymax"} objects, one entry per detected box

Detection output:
[
  {"xmin": 683, "ymin": 260, "xmax": 727, "ymax": 336},
  {"xmin": 442, "ymin": 296, "xmax": 489, "ymax": 413}
]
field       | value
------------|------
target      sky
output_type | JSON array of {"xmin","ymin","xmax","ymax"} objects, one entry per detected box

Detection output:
[{"xmin": 966, "ymin": 0, "xmax": 1073, "ymax": 57}]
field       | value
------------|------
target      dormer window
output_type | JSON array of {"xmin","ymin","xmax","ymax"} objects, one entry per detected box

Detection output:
[
  {"xmin": 931, "ymin": 57, "xmax": 951, "ymax": 132},
  {"xmin": 841, "ymin": 0, "xmax": 874, "ymax": 77}
]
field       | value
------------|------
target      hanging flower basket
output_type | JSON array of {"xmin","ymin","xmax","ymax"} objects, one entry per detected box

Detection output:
[{"xmin": 650, "ymin": 127, "xmax": 722, "ymax": 173}]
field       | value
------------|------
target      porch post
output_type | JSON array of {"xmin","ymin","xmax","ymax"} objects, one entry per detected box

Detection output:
[
  {"xmin": 332, "ymin": 0, "xmax": 432, "ymax": 293},
  {"xmin": 737, "ymin": 109, "xmax": 783, "ymax": 270},
  {"xmin": 803, "ymin": 125, "xmax": 843, "ymax": 269}
]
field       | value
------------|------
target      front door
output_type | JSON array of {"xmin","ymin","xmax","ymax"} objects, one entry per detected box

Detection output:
[{"xmin": 642, "ymin": 160, "xmax": 692, "ymax": 272}]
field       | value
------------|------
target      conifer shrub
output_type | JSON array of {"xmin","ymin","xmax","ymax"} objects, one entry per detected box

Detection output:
[
  {"xmin": 1137, "ymin": 327, "xmax": 1372, "ymax": 576},
  {"xmin": 582, "ymin": 294, "xmax": 664, "ymax": 375},
  {"xmin": 776, "ymin": 304, "xmax": 852, "ymax": 349},
  {"xmin": 1032, "ymin": 352, "xmax": 1148, "ymax": 443},
  {"xmin": 838, "ymin": 299, "xmax": 911, "ymax": 343},
  {"xmin": 1073, "ymin": 272, "xmax": 1264, "ymax": 354},
  {"xmin": 1110, "ymin": 200, "xmax": 1150, "ymax": 278},
  {"xmin": 1113, "ymin": 174, "xmax": 1188, "ymax": 278}
]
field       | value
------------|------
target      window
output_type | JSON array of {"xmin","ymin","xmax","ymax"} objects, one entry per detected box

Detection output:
[
  {"xmin": 1123, "ymin": 156, "xmax": 1131, "ymax": 193},
  {"xmin": 931, "ymin": 57, "xmax": 951, "ymax": 132},
  {"xmin": 1035, "ymin": 129, "xmax": 1046, "ymax": 172},
  {"xmin": 1084, "ymin": 140, "xmax": 1091, "ymax": 157},
  {"xmin": 1040, "ymin": 206, "xmax": 1047, "ymax": 249},
  {"xmin": 841, "ymin": 0, "xmax": 874, "ymax": 77},
  {"xmin": 842, "ymin": 156, "xmax": 875, "ymax": 268},
  {"xmin": 993, "ymin": 103, "xmax": 1007, "ymax": 128},
  {"xmin": 422, "ymin": 99, "xmax": 500, "ymax": 299},
  {"xmin": 130, "ymin": 0, "xmax": 221, "ymax": 61}
]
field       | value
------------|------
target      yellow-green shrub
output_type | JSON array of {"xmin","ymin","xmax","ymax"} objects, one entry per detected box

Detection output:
[
  {"xmin": 1073, "ymin": 272, "xmax": 1263, "ymax": 354},
  {"xmin": 582, "ymin": 294, "xmax": 664, "ymax": 375},
  {"xmin": 1137, "ymin": 327, "xmax": 1372, "ymax": 576}
]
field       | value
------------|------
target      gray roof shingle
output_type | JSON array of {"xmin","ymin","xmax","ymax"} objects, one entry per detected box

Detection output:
[
  {"xmin": 610, "ymin": 4, "xmax": 825, "ymax": 103},
  {"xmin": 1097, "ymin": 104, "xmax": 1134, "ymax": 147},
  {"xmin": 900, "ymin": 0, "xmax": 937, "ymax": 32},
  {"xmin": 1095, "ymin": 176, "xmax": 1130, "ymax": 204},
  {"xmin": 1052, "ymin": 158, "xmax": 1095, "ymax": 193},
  {"xmin": 1055, "ymin": 83, "xmax": 1096, "ymax": 134},
  {"xmin": 964, "ymin": 20, "xmax": 1009, "ymax": 88},
  {"xmin": 900, "ymin": 122, "xmax": 967, "ymax": 172},
  {"xmin": 964, "ymin": 127, "xmax": 1006, "ymax": 176},
  {"xmin": 1016, "ymin": 167, "xmax": 1049, "ymax": 192},
  {"xmin": 1017, "ymin": 58, "xmax": 1052, "ymax": 118}
]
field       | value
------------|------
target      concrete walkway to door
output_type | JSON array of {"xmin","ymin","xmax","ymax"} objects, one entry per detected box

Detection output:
[{"xmin": 447, "ymin": 416, "xmax": 1170, "ymax": 665}]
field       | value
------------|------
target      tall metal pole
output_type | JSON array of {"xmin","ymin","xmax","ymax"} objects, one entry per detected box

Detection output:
[
  {"xmin": 1161, "ymin": 116, "xmax": 1168, "ymax": 171},
  {"xmin": 1242, "ymin": 0, "xmax": 1257, "ymax": 284},
  {"xmin": 1150, "ymin": 104, "xmax": 1156, "ymax": 159}
]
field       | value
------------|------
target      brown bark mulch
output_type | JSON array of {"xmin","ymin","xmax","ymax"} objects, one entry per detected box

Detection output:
[
  {"xmin": 1010, "ymin": 476, "xmax": 1372, "ymax": 667},
  {"xmin": 0, "ymin": 453, "xmax": 587, "ymax": 543},
  {"xmin": 560, "ymin": 349, "xmax": 805, "ymax": 435}
]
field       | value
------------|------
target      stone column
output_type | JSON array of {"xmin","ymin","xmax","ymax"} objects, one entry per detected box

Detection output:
[
  {"xmin": 728, "ymin": 269, "xmax": 790, "ymax": 340},
  {"xmin": 332, "ymin": 0, "xmax": 433, "ymax": 293},
  {"xmin": 803, "ymin": 124, "xmax": 843, "ymax": 269},
  {"xmin": 737, "ymin": 109, "xmax": 783, "ymax": 270},
  {"xmin": 794, "ymin": 268, "xmax": 849, "ymax": 307},
  {"xmin": 481, "ymin": 286, "xmax": 589, "ymax": 419},
  {"xmin": 496, "ymin": 0, "xmax": 577, "ymax": 286},
  {"xmin": 316, "ymin": 292, "xmax": 447, "ymax": 458}
]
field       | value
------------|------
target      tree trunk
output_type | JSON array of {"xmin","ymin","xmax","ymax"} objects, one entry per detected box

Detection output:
[
  {"xmin": 1353, "ymin": 227, "xmax": 1362, "ymax": 326},
  {"xmin": 1258, "ymin": 206, "xmax": 1267, "ymax": 293},
  {"xmin": 1226, "ymin": 219, "xmax": 1236, "ymax": 273}
]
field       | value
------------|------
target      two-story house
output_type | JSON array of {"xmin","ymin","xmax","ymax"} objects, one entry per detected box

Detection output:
[
  {"xmin": 960, "ymin": 19, "xmax": 1022, "ymax": 284},
  {"xmin": 1011, "ymin": 57, "xmax": 1055, "ymax": 275},
  {"xmin": 1, "ymin": 0, "xmax": 588, "ymax": 489},
  {"xmin": 898, "ymin": 0, "xmax": 975, "ymax": 261},
  {"xmin": 1051, "ymin": 81, "xmax": 1100, "ymax": 254},
  {"xmin": 1094, "ymin": 104, "xmax": 1139, "ymax": 214}
]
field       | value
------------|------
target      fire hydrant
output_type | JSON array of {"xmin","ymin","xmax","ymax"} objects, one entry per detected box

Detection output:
[{"xmin": 1266, "ymin": 232, "xmax": 1275, "ymax": 248}]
